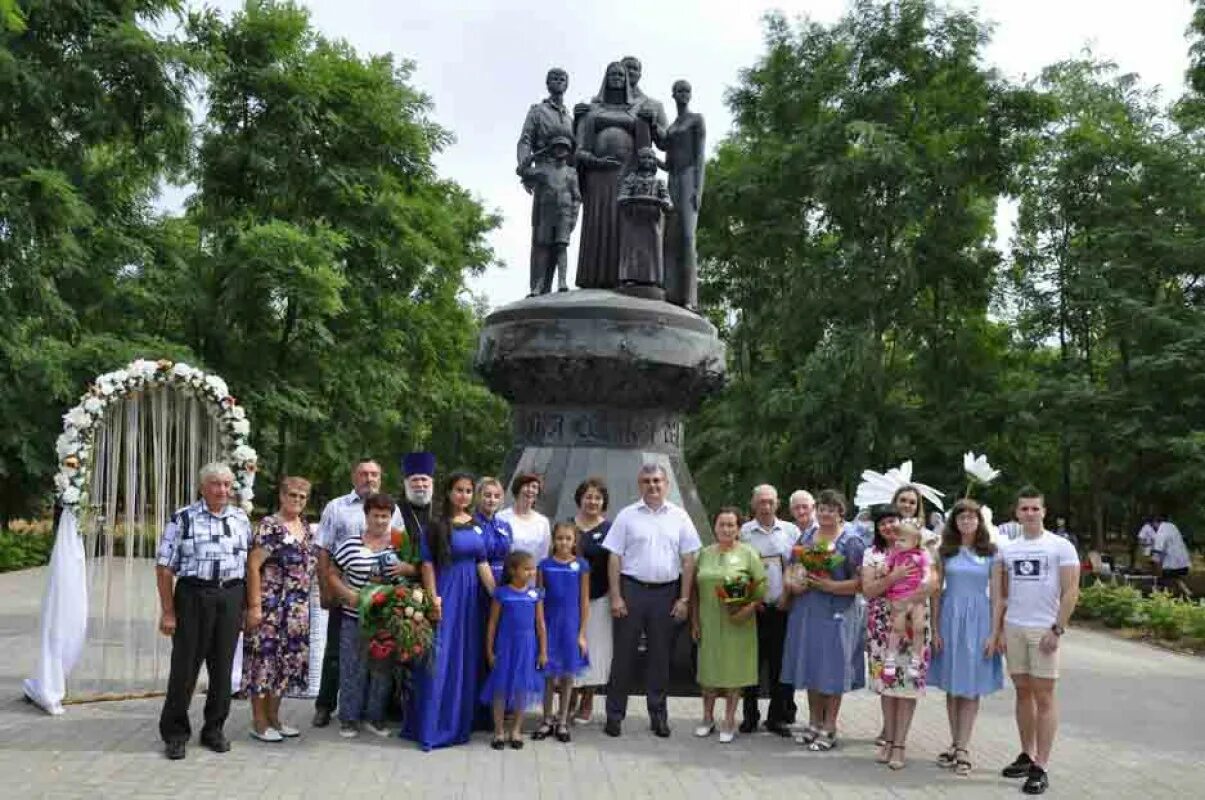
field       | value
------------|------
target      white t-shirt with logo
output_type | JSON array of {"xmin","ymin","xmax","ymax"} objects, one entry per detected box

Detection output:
[
  {"xmin": 1001, "ymin": 531, "xmax": 1080, "ymax": 628},
  {"xmin": 1152, "ymin": 523, "xmax": 1191, "ymax": 571}
]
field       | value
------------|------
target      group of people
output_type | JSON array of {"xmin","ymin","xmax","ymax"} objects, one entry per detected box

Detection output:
[{"xmin": 153, "ymin": 457, "xmax": 1080, "ymax": 796}]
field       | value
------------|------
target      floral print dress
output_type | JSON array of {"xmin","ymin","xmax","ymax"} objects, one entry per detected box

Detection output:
[
  {"xmin": 864, "ymin": 546, "xmax": 930, "ymax": 697},
  {"xmin": 242, "ymin": 515, "xmax": 316, "ymax": 696}
]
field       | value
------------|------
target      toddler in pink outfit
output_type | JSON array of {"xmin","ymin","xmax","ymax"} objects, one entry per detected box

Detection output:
[{"xmin": 883, "ymin": 523, "xmax": 930, "ymax": 681}]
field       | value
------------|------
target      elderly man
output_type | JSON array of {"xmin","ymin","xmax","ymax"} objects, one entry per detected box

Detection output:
[
  {"xmin": 398, "ymin": 451, "xmax": 436, "ymax": 560},
  {"xmin": 789, "ymin": 489, "xmax": 817, "ymax": 538},
  {"xmin": 603, "ymin": 463, "xmax": 701, "ymax": 738},
  {"xmin": 156, "ymin": 462, "xmax": 252, "ymax": 760},
  {"xmin": 739, "ymin": 484, "xmax": 800, "ymax": 736},
  {"xmin": 312, "ymin": 459, "xmax": 406, "ymax": 728}
]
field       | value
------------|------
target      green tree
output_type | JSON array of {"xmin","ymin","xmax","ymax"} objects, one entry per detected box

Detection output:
[
  {"xmin": 0, "ymin": 0, "xmax": 193, "ymax": 523},
  {"xmin": 690, "ymin": 0, "xmax": 1044, "ymax": 507},
  {"xmin": 163, "ymin": 0, "xmax": 507, "ymax": 498}
]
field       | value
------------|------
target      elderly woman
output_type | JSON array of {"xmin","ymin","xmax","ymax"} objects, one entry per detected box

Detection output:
[
  {"xmin": 497, "ymin": 473, "xmax": 551, "ymax": 564},
  {"xmin": 930, "ymin": 499, "xmax": 1004, "ymax": 776},
  {"xmin": 691, "ymin": 507, "xmax": 765, "ymax": 743},
  {"xmin": 570, "ymin": 477, "xmax": 613, "ymax": 724},
  {"xmin": 863, "ymin": 505, "xmax": 938, "ymax": 770},
  {"xmin": 243, "ymin": 476, "xmax": 316, "ymax": 742},
  {"xmin": 781, "ymin": 489, "xmax": 866, "ymax": 752}
]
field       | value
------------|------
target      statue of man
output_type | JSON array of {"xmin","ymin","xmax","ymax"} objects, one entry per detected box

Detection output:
[
  {"xmin": 622, "ymin": 56, "xmax": 668, "ymax": 143},
  {"xmin": 517, "ymin": 67, "xmax": 576, "ymax": 297}
]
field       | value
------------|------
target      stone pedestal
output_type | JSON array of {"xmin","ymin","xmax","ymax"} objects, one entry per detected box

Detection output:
[
  {"xmin": 475, "ymin": 289, "xmax": 725, "ymax": 533},
  {"xmin": 476, "ymin": 289, "xmax": 726, "ymax": 698}
]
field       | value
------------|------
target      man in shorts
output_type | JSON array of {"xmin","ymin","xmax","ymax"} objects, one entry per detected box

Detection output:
[{"xmin": 994, "ymin": 487, "xmax": 1080, "ymax": 795}]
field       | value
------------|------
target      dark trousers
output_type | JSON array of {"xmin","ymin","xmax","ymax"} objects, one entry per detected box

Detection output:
[
  {"xmin": 607, "ymin": 577, "xmax": 677, "ymax": 723},
  {"xmin": 742, "ymin": 604, "xmax": 796, "ymax": 725},
  {"xmin": 159, "ymin": 580, "xmax": 245, "ymax": 743},
  {"xmin": 315, "ymin": 607, "xmax": 342, "ymax": 712}
]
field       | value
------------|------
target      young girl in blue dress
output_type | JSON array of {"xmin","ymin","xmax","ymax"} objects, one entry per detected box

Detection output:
[
  {"xmin": 481, "ymin": 550, "xmax": 547, "ymax": 749},
  {"xmin": 534, "ymin": 521, "xmax": 590, "ymax": 742}
]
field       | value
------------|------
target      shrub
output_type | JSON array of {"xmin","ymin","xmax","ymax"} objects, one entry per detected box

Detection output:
[
  {"xmin": 1098, "ymin": 584, "xmax": 1145, "ymax": 628},
  {"xmin": 0, "ymin": 529, "xmax": 55, "ymax": 572},
  {"xmin": 1144, "ymin": 591, "xmax": 1191, "ymax": 640}
]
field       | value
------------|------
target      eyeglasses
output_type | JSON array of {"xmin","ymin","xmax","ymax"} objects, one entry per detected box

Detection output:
[{"xmin": 286, "ymin": 492, "xmax": 308, "ymax": 501}]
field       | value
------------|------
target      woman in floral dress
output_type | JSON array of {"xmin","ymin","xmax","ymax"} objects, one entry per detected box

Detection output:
[
  {"xmin": 862, "ymin": 505, "xmax": 937, "ymax": 769},
  {"xmin": 243, "ymin": 477, "xmax": 317, "ymax": 742}
]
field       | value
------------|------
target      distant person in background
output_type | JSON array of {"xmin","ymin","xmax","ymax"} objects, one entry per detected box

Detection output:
[
  {"xmin": 789, "ymin": 490, "xmax": 817, "ymax": 538},
  {"xmin": 1052, "ymin": 518, "xmax": 1078, "ymax": 552},
  {"xmin": 1136, "ymin": 518, "xmax": 1157, "ymax": 559},
  {"xmin": 1150, "ymin": 515, "xmax": 1191, "ymax": 593}
]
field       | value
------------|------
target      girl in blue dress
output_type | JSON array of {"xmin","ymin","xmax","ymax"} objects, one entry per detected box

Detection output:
[
  {"xmin": 781, "ymin": 489, "xmax": 866, "ymax": 753},
  {"xmin": 481, "ymin": 550, "xmax": 547, "ymax": 749},
  {"xmin": 930, "ymin": 498, "xmax": 1003, "ymax": 777},
  {"xmin": 534, "ymin": 522, "xmax": 590, "ymax": 742},
  {"xmin": 403, "ymin": 472, "xmax": 494, "ymax": 751}
]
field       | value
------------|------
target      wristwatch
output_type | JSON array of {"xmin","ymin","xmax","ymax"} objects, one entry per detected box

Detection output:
[{"xmin": 1050, "ymin": 624, "xmax": 1065, "ymax": 636}]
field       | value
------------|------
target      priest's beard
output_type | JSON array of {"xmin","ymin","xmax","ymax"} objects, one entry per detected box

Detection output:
[{"xmin": 405, "ymin": 486, "xmax": 432, "ymax": 507}]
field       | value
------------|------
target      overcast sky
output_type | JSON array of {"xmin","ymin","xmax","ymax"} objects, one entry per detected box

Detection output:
[{"xmin": 194, "ymin": 0, "xmax": 1194, "ymax": 308}]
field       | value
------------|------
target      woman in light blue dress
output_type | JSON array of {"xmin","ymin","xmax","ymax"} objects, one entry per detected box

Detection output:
[
  {"xmin": 930, "ymin": 498, "xmax": 1003, "ymax": 776},
  {"xmin": 780, "ymin": 489, "xmax": 865, "ymax": 752}
]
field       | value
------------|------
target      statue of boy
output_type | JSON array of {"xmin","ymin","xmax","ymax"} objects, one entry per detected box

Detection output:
[{"xmin": 520, "ymin": 135, "xmax": 581, "ymax": 295}]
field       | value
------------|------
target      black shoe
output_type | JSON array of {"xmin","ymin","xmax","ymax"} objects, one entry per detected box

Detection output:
[
  {"xmin": 651, "ymin": 718, "xmax": 671, "ymax": 738},
  {"xmin": 739, "ymin": 717, "xmax": 759, "ymax": 734},
  {"xmin": 199, "ymin": 733, "xmax": 231, "ymax": 753},
  {"xmin": 1002, "ymin": 752, "xmax": 1033, "ymax": 778},
  {"xmin": 1022, "ymin": 765, "xmax": 1049, "ymax": 795},
  {"xmin": 164, "ymin": 740, "xmax": 186, "ymax": 760},
  {"xmin": 604, "ymin": 719, "xmax": 622, "ymax": 738},
  {"xmin": 764, "ymin": 721, "xmax": 792, "ymax": 737},
  {"xmin": 312, "ymin": 708, "xmax": 332, "ymax": 728}
]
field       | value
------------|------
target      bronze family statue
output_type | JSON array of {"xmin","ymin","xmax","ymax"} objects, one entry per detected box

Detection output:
[{"xmin": 515, "ymin": 57, "xmax": 705, "ymax": 309}]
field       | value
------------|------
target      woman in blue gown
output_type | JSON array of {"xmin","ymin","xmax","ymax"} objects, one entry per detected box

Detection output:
[{"xmin": 403, "ymin": 471, "xmax": 494, "ymax": 750}]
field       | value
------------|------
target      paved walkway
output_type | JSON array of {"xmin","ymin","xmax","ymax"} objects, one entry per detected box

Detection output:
[{"xmin": 0, "ymin": 566, "xmax": 1202, "ymax": 798}]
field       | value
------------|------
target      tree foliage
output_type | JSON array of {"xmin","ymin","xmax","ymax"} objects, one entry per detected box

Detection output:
[{"xmin": 0, "ymin": 0, "xmax": 507, "ymax": 522}]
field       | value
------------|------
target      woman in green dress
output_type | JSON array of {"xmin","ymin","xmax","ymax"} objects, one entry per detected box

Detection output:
[{"xmin": 690, "ymin": 507, "xmax": 766, "ymax": 743}]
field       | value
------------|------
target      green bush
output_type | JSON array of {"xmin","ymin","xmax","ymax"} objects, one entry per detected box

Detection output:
[
  {"xmin": 1098, "ymin": 584, "xmax": 1145, "ymax": 628},
  {"xmin": 1144, "ymin": 591, "xmax": 1190, "ymax": 640},
  {"xmin": 1074, "ymin": 580, "xmax": 1205, "ymax": 647},
  {"xmin": 0, "ymin": 529, "xmax": 54, "ymax": 572}
]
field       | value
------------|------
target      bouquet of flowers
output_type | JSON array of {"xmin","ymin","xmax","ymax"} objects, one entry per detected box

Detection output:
[
  {"xmin": 790, "ymin": 543, "xmax": 845, "ymax": 580},
  {"xmin": 357, "ymin": 582, "xmax": 435, "ymax": 673},
  {"xmin": 715, "ymin": 575, "xmax": 762, "ymax": 608}
]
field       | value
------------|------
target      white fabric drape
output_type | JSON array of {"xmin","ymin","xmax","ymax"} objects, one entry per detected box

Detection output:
[{"xmin": 23, "ymin": 508, "xmax": 88, "ymax": 715}]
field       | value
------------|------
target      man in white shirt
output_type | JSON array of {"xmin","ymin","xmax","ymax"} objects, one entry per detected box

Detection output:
[
  {"xmin": 1136, "ymin": 519, "xmax": 1157, "ymax": 559},
  {"xmin": 603, "ymin": 463, "xmax": 702, "ymax": 738},
  {"xmin": 994, "ymin": 488, "xmax": 1080, "ymax": 796},
  {"xmin": 738, "ymin": 484, "xmax": 799, "ymax": 736},
  {"xmin": 312, "ymin": 459, "xmax": 405, "ymax": 728},
  {"xmin": 1150, "ymin": 515, "xmax": 1191, "ymax": 592}
]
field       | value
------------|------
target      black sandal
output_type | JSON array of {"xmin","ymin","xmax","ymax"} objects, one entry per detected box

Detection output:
[
  {"xmin": 954, "ymin": 747, "xmax": 972, "ymax": 777},
  {"xmin": 531, "ymin": 720, "xmax": 554, "ymax": 740},
  {"xmin": 555, "ymin": 722, "xmax": 571, "ymax": 743},
  {"xmin": 508, "ymin": 736, "xmax": 525, "ymax": 750},
  {"xmin": 936, "ymin": 743, "xmax": 958, "ymax": 768},
  {"xmin": 490, "ymin": 737, "xmax": 505, "ymax": 750}
]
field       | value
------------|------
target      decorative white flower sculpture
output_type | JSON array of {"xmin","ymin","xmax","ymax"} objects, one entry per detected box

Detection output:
[
  {"xmin": 853, "ymin": 460, "xmax": 945, "ymax": 512},
  {"xmin": 963, "ymin": 451, "xmax": 1000, "ymax": 498},
  {"xmin": 53, "ymin": 359, "xmax": 256, "ymax": 515}
]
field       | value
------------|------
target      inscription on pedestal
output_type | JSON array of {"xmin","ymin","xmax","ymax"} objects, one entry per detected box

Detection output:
[{"xmin": 515, "ymin": 407, "xmax": 683, "ymax": 451}]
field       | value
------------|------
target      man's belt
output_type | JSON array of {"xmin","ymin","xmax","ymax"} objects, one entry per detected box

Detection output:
[{"xmin": 179, "ymin": 576, "xmax": 245, "ymax": 589}]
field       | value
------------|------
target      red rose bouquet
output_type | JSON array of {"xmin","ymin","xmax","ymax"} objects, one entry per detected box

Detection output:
[{"xmin": 357, "ymin": 582, "xmax": 435, "ymax": 673}]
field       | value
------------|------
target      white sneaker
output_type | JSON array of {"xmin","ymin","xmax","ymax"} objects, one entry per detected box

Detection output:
[
  {"xmin": 249, "ymin": 727, "xmax": 284, "ymax": 743},
  {"xmin": 338, "ymin": 721, "xmax": 359, "ymax": 739},
  {"xmin": 694, "ymin": 722, "xmax": 715, "ymax": 738},
  {"xmin": 718, "ymin": 728, "xmax": 735, "ymax": 744},
  {"xmin": 365, "ymin": 720, "xmax": 392, "ymax": 738},
  {"xmin": 275, "ymin": 723, "xmax": 300, "ymax": 738}
]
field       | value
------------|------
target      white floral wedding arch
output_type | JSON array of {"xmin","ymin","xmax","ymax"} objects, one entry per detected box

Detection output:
[{"xmin": 25, "ymin": 358, "xmax": 257, "ymax": 714}]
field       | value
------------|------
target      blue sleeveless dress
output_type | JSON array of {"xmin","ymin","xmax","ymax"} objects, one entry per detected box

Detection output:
[
  {"xmin": 540, "ymin": 557, "xmax": 590, "ymax": 678},
  {"xmin": 929, "ymin": 547, "xmax": 1003, "ymax": 698}
]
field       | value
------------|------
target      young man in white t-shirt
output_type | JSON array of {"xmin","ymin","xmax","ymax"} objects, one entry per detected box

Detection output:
[
  {"xmin": 1150, "ymin": 516, "xmax": 1191, "ymax": 592},
  {"xmin": 993, "ymin": 488, "xmax": 1080, "ymax": 796}
]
